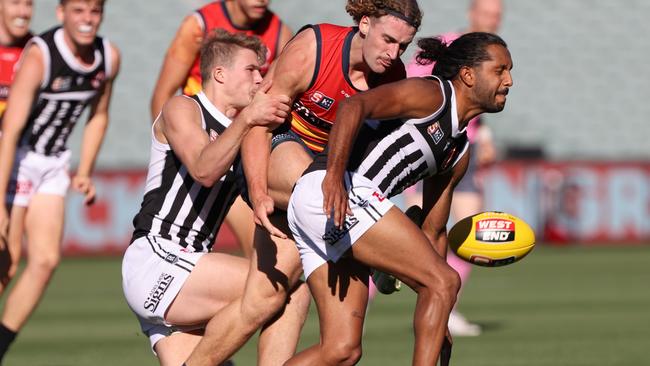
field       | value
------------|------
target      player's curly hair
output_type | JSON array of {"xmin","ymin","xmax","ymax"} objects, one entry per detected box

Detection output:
[
  {"xmin": 346, "ymin": 0, "xmax": 422, "ymax": 30},
  {"xmin": 416, "ymin": 32, "xmax": 507, "ymax": 79},
  {"xmin": 199, "ymin": 29, "xmax": 267, "ymax": 86}
]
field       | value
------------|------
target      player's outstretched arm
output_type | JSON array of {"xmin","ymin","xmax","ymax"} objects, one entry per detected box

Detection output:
[
  {"xmin": 241, "ymin": 27, "xmax": 315, "ymax": 235},
  {"xmin": 75, "ymin": 43, "xmax": 121, "ymax": 206},
  {"xmin": 0, "ymin": 44, "xmax": 43, "ymax": 241},
  {"xmin": 323, "ymin": 77, "xmax": 443, "ymax": 227},
  {"xmin": 150, "ymin": 15, "xmax": 202, "ymax": 122},
  {"xmin": 420, "ymin": 151, "xmax": 470, "ymax": 258}
]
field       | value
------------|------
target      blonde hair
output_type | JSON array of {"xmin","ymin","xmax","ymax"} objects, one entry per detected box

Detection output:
[{"xmin": 199, "ymin": 29, "xmax": 267, "ymax": 86}]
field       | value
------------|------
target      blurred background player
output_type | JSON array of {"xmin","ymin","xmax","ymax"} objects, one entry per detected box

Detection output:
[
  {"xmin": 150, "ymin": 0, "xmax": 293, "ymax": 258},
  {"xmin": 0, "ymin": 0, "xmax": 120, "ymax": 361},
  {"xmin": 181, "ymin": 1, "xmax": 422, "ymax": 365},
  {"xmin": 405, "ymin": 0, "xmax": 502, "ymax": 336},
  {"xmin": 0, "ymin": 0, "xmax": 33, "ymax": 120},
  {"xmin": 122, "ymin": 29, "xmax": 308, "ymax": 366}
]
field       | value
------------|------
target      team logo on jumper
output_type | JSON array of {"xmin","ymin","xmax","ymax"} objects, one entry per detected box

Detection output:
[
  {"xmin": 91, "ymin": 71, "xmax": 106, "ymax": 89},
  {"xmin": 143, "ymin": 273, "xmax": 175, "ymax": 313},
  {"xmin": 475, "ymin": 219, "xmax": 515, "ymax": 242},
  {"xmin": 209, "ymin": 129, "xmax": 219, "ymax": 142},
  {"xmin": 51, "ymin": 76, "xmax": 72, "ymax": 91},
  {"xmin": 322, "ymin": 216, "xmax": 359, "ymax": 245},
  {"xmin": 310, "ymin": 91, "xmax": 335, "ymax": 110},
  {"xmin": 427, "ymin": 122, "xmax": 444, "ymax": 144}
]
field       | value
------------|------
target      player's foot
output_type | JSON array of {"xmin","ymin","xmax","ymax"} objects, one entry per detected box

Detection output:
[
  {"xmin": 371, "ymin": 269, "xmax": 402, "ymax": 294},
  {"xmin": 448, "ymin": 310, "xmax": 481, "ymax": 337}
]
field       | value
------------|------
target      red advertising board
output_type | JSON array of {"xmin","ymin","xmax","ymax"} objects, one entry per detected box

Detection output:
[{"xmin": 60, "ymin": 161, "xmax": 650, "ymax": 255}]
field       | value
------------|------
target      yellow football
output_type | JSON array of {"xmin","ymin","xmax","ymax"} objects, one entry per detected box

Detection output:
[{"xmin": 448, "ymin": 211, "xmax": 535, "ymax": 267}]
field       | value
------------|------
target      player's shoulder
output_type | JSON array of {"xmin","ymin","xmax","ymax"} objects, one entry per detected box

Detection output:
[{"xmin": 161, "ymin": 95, "xmax": 202, "ymax": 129}]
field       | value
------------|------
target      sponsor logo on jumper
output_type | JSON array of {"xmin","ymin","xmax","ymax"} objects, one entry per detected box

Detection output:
[
  {"xmin": 475, "ymin": 219, "xmax": 515, "ymax": 242},
  {"xmin": 209, "ymin": 129, "xmax": 219, "ymax": 142},
  {"xmin": 322, "ymin": 216, "xmax": 359, "ymax": 245},
  {"xmin": 310, "ymin": 91, "xmax": 335, "ymax": 110},
  {"xmin": 427, "ymin": 122, "xmax": 444, "ymax": 144},
  {"xmin": 51, "ymin": 76, "xmax": 72, "ymax": 91},
  {"xmin": 143, "ymin": 273, "xmax": 174, "ymax": 313}
]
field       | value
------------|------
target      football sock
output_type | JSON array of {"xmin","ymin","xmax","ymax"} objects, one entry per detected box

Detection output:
[{"xmin": 0, "ymin": 323, "xmax": 17, "ymax": 362}]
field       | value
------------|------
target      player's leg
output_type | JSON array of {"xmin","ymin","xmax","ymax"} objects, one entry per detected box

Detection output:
[
  {"xmin": 1, "ymin": 194, "xmax": 64, "ymax": 332},
  {"xmin": 223, "ymin": 197, "xmax": 256, "ymax": 258},
  {"xmin": 448, "ymin": 175, "xmax": 483, "ymax": 336},
  {"xmin": 252, "ymin": 218, "xmax": 310, "ymax": 365},
  {"xmin": 285, "ymin": 257, "xmax": 368, "ymax": 365},
  {"xmin": 267, "ymin": 140, "xmax": 314, "ymax": 210},
  {"xmin": 351, "ymin": 207, "xmax": 461, "ymax": 365},
  {"xmin": 185, "ymin": 214, "xmax": 309, "ymax": 366},
  {"xmin": 155, "ymin": 330, "xmax": 203, "ymax": 366},
  {"xmin": 0, "ymin": 205, "xmax": 27, "ymax": 293},
  {"xmin": 163, "ymin": 252, "xmax": 250, "ymax": 325},
  {"xmin": 0, "ymin": 204, "xmax": 28, "ymax": 360}
]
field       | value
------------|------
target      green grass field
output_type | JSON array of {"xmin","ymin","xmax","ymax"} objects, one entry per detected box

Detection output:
[{"xmin": 2, "ymin": 245, "xmax": 649, "ymax": 365}]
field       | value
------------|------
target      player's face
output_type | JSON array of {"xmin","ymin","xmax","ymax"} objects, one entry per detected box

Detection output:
[
  {"xmin": 236, "ymin": 0, "xmax": 269, "ymax": 22},
  {"xmin": 57, "ymin": 0, "xmax": 103, "ymax": 48},
  {"xmin": 469, "ymin": 0, "xmax": 502, "ymax": 33},
  {"xmin": 360, "ymin": 15, "xmax": 416, "ymax": 74},
  {"xmin": 473, "ymin": 44, "xmax": 513, "ymax": 113},
  {"xmin": 225, "ymin": 48, "xmax": 263, "ymax": 108},
  {"xmin": 0, "ymin": 0, "xmax": 32, "ymax": 40}
]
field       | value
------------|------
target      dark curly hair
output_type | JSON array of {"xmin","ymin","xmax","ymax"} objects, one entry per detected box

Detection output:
[
  {"xmin": 416, "ymin": 32, "xmax": 507, "ymax": 79},
  {"xmin": 346, "ymin": 0, "xmax": 422, "ymax": 29}
]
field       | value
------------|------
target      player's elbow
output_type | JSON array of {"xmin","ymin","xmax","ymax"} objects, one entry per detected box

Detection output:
[{"xmin": 192, "ymin": 167, "xmax": 227, "ymax": 188}]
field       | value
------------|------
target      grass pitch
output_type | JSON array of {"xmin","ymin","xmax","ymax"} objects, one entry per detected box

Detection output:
[{"xmin": 3, "ymin": 245, "xmax": 649, "ymax": 365}]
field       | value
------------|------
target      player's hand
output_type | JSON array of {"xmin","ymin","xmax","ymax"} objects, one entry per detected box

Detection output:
[
  {"xmin": 252, "ymin": 193, "xmax": 287, "ymax": 239},
  {"xmin": 322, "ymin": 171, "xmax": 352, "ymax": 229},
  {"xmin": 72, "ymin": 175, "xmax": 96, "ymax": 206},
  {"xmin": 245, "ymin": 80, "xmax": 291, "ymax": 129},
  {"xmin": 0, "ymin": 206, "xmax": 9, "ymax": 250}
]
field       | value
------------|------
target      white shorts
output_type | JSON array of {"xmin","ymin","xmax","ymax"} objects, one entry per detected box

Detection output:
[
  {"xmin": 287, "ymin": 170, "xmax": 394, "ymax": 279},
  {"xmin": 6, "ymin": 148, "xmax": 71, "ymax": 207},
  {"xmin": 121, "ymin": 235, "xmax": 206, "ymax": 350}
]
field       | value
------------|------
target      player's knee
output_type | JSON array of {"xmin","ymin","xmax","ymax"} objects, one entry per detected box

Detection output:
[
  {"xmin": 241, "ymin": 285, "xmax": 289, "ymax": 327},
  {"xmin": 28, "ymin": 250, "xmax": 61, "ymax": 276},
  {"xmin": 419, "ymin": 265, "xmax": 460, "ymax": 307},
  {"xmin": 321, "ymin": 338, "xmax": 362, "ymax": 365},
  {"xmin": 289, "ymin": 282, "xmax": 311, "ymax": 316}
]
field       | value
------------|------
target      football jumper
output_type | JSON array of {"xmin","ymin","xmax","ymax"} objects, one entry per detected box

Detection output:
[
  {"xmin": 288, "ymin": 76, "xmax": 469, "ymax": 278},
  {"xmin": 131, "ymin": 92, "xmax": 240, "ymax": 253},
  {"xmin": 123, "ymin": 92, "xmax": 243, "ymax": 346},
  {"xmin": 183, "ymin": 0, "xmax": 283, "ymax": 95},
  {"xmin": 289, "ymin": 24, "xmax": 406, "ymax": 153},
  {"xmin": 18, "ymin": 27, "xmax": 111, "ymax": 156},
  {"xmin": 0, "ymin": 34, "xmax": 31, "ymax": 117}
]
